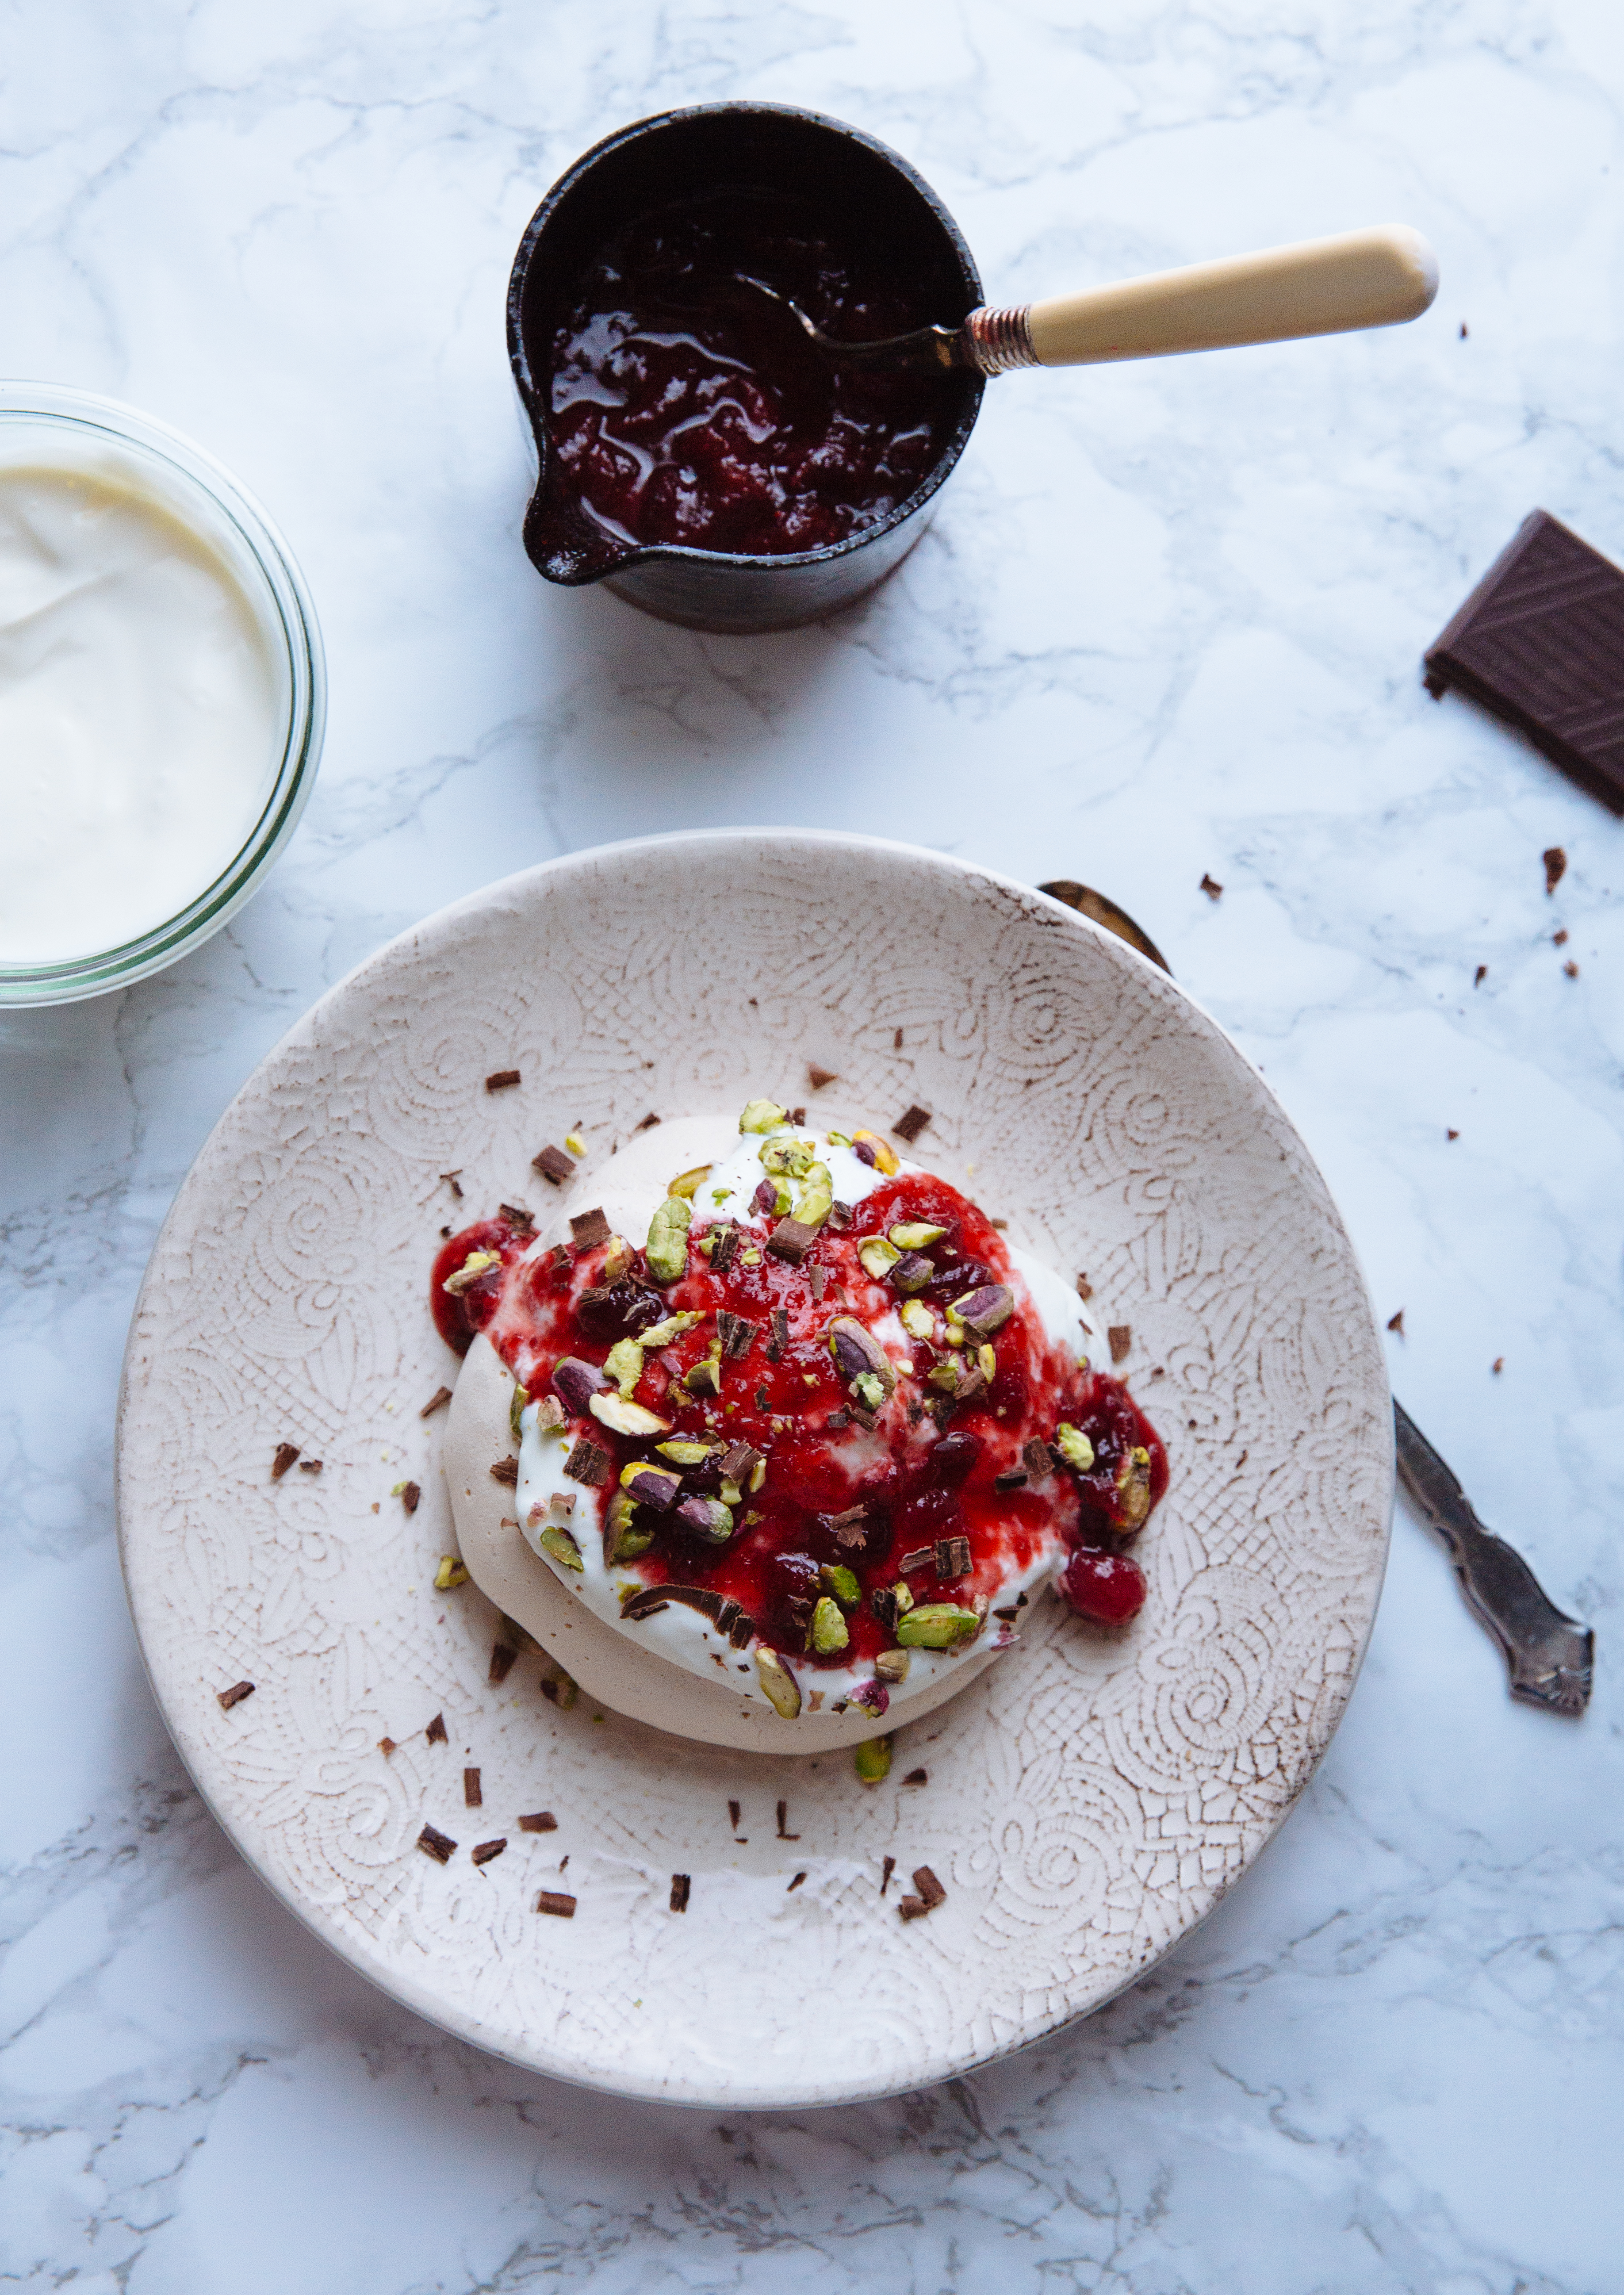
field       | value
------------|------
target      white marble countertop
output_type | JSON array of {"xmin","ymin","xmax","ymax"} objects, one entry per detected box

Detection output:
[{"xmin": 3, "ymin": 3, "xmax": 1620, "ymax": 2288}]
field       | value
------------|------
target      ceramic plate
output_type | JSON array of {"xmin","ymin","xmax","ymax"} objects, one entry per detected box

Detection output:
[{"xmin": 116, "ymin": 831, "xmax": 1392, "ymax": 2107}]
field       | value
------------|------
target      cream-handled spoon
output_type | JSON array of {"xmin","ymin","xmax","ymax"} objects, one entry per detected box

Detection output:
[{"xmin": 742, "ymin": 222, "xmax": 1438, "ymax": 376}]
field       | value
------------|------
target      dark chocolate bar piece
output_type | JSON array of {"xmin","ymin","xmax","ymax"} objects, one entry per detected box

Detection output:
[{"xmin": 1424, "ymin": 510, "xmax": 1624, "ymax": 813}]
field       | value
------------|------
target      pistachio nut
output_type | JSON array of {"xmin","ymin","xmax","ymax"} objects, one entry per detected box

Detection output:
[
  {"xmin": 1055, "ymin": 1421, "xmax": 1096, "ymax": 1472},
  {"xmin": 977, "ymin": 1342, "xmax": 998, "ymax": 1383},
  {"xmin": 854, "ymin": 1733, "xmax": 892, "ymax": 1784},
  {"xmin": 442, "ymin": 1248, "xmax": 500, "ymax": 1296},
  {"xmin": 739, "ymin": 1099, "xmax": 787, "ymax": 1134},
  {"xmin": 808, "ymin": 1595, "xmax": 850, "ymax": 1655},
  {"xmin": 795, "ymin": 1161, "xmax": 834, "ymax": 1231},
  {"xmin": 433, "ymin": 1555, "xmax": 470, "ymax": 1590},
  {"xmin": 760, "ymin": 1134, "xmax": 814, "ymax": 1179},
  {"xmin": 602, "ymin": 1489, "xmax": 652, "ymax": 1564},
  {"xmin": 891, "ymin": 1580, "xmax": 914, "ymax": 1616},
  {"xmin": 552, "ymin": 1356, "xmax": 609, "ymax": 1415},
  {"xmin": 603, "ymin": 1337, "xmax": 645, "ymax": 1398},
  {"xmin": 858, "ymin": 1235, "xmax": 902, "ymax": 1279},
  {"xmin": 895, "ymin": 1603, "xmax": 981, "ymax": 1649},
  {"xmin": 873, "ymin": 1648, "xmax": 910, "ymax": 1684},
  {"xmin": 589, "ymin": 1391, "xmax": 670, "ymax": 1438},
  {"xmin": 820, "ymin": 1563, "xmax": 861, "ymax": 1609},
  {"xmin": 655, "ymin": 1437, "xmax": 716, "ymax": 1467},
  {"xmin": 602, "ymin": 1234, "xmax": 634, "ymax": 1281},
  {"xmin": 618, "ymin": 1460, "xmax": 682, "ymax": 1509},
  {"xmin": 674, "ymin": 1494, "xmax": 735, "ymax": 1543},
  {"xmin": 540, "ymin": 1523, "xmax": 584, "ymax": 1571},
  {"xmin": 564, "ymin": 1131, "xmax": 587, "ymax": 1157},
  {"xmin": 890, "ymin": 1252, "xmax": 935, "ymax": 1295},
  {"xmin": 852, "ymin": 1371, "xmax": 888, "ymax": 1413},
  {"xmin": 827, "ymin": 1317, "xmax": 896, "ymax": 1394},
  {"xmin": 755, "ymin": 1647, "xmax": 803, "ymax": 1719},
  {"xmin": 888, "ymin": 1221, "xmax": 947, "ymax": 1251},
  {"xmin": 639, "ymin": 1309, "xmax": 705, "ymax": 1349},
  {"xmin": 749, "ymin": 1455, "xmax": 767, "ymax": 1494},
  {"xmin": 645, "ymin": 1195, "xmax": 692, "ymax": 1284},
  {"xmin": 850, "ymin": 1129, "xmax": 899, "ymax": 1175},
  {"xmin": 899, "ymin": 1299, "xmax": 935, "ymax": 1342},
  {"xmin": 509, "ymin": 1381, "xmax": 530, "ymax": 1444},
  {"xmin": 683, "ymin": 1341, "xmax": 724, "ymax": 1398},
  {"xmin": 1116, "ymin": 1444, "xmax": 1153, "ymax": 1531},
  {"xmin": 667, "ymin": 1164, "xmax": 713, "ymax": 1200},
  {"xmin": 949, "ymin": 1282, "xmax": 1014, "ymax": 1338}
]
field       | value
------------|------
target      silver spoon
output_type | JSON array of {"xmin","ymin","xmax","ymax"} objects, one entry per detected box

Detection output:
[
  {"xmin": 1039, "ymin": 876, "xmax": 1594, "ymax": 1715},
  {"xmin": 740, "ymin": 224, "xmax": 1437, "ymax": 378}
]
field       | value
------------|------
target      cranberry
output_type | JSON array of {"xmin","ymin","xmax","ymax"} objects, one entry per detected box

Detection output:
[
  {"xmin": 927, "ymin": 1429, "xmax": 981, "ymax": 1486},
  {"xmin": 1061, "ymin": 1548, "xmax": 1147, "ymax": 1625}
]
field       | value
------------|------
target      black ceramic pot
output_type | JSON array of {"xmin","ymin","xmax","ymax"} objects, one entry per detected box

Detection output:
[{"xmin": 506, "ymin": 103, "xmax": 984, "ymax": 636}]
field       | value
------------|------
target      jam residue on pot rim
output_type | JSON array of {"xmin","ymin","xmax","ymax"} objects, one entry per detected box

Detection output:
[
  {"xmin": 544, "ymin": 191, "xmax": 960, "ymax": 559},
  {"xmin": 435, "ymin": 1122, "xmax": 1167, "ymax": 1679}
]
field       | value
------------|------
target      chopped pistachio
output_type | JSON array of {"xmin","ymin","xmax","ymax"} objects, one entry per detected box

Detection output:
[
  {"xmin": 825, "ymin": 1129, "xmax": 853, "ymax": 1147},
  {"xmin": 853, "ymin": 1371, "xmax": 887, "ymax": 1413},
  {"xmin": 827, "ymin": 1317, "xmax": 896, "ymax": 1393},
  {"xmin": 977, "ymin": 1342, "xmax": 997, "ymax": 1383},
  {"xmin": 589, "ymin": 1391, "xmax": 670, "ymax": 1437},
  {"xmin": 1116, "ymin": 1444, "xmax": 1152, "ymax": 1531},
  {"xmin": 850, "ymin": 1130, "xmax": 900, "ymax": 1175},
  {"xmin": 749, "ymin": 1456, "xmax": 767, "ymax": 1494},
  {"xmin": 1055, "ymin": 1421, "xmax": 1095, "ymax": 1472},
  {"xmin": 508, "ymin": 1382, "xmax": 530, "ymax": 1443},
  {"xmin": 442, "ymin": 1248, "xmax": 500, "ymax": 1296},
  {"xmin": 684, "ymin": 1342, "xmax": 724, "ymax": 1398},
  {"xmin": 667, "ymin": 1164, "xmax": 712, "ymax": 1200},
  {"xmin": 760, "ymin": 1134, "xmax": 814, "ymax": 1179},
  {"xmin": 888, "ymin": 1221, "xmax": 947, "ymax": 1250},
  {"xmin": 739, "ymin": 1099, "xmax": 787, "ymax": 1134},
  {"xmin": 697, "ymin": 1233, "xmax": 717, "ymax": 1260},
  {"xmin": 391, "ymin": 1480, "xmax": 409, "ymax": 1497},
  {"xmin": 820, "ymin": 1563, "xmax": 862, "ymax": 1609},
  {"xmin": 926, "ymin": 1362, "xmax": 961, "ymax": 1394},
  {"xmin": 949, "ymin": 1282, "xmax": 1014, "ymax": 1338},
  {"xmin": 619, "ymin": 1460, "xmax": 682, "ymax": 1506},
  {"xmin": 900, "ymin": 1299, "xmax": 935, "ymax": 1342},
  {"xmin": 655, "ymin": 1437, "xmax": 717, "ymax": 1466},
  {"xmin": 603, "ymin": 1337, "xmax": 645, "ymax": 1398},
  {"xmin": 742, "ymin": 1249, "xmax": 763, "ymax": 1267},
  {"xmin": 874, "ymin": 1648, "xmax": 910, "ymax": 1684},
  {"xmin": 710, "ymin": 1187, "xmax": 731, "ymax": 1203},
  {"xmin": 755, "ymin": 1647, "xmax": 802, "ymax": 1718},
  {"xmin": 858, "ymin": 1235, "xmax": 902, "ymax": 1279},
  {"xmin": 854, "ymin": 1734, "xmax": 892, "ymax": 1784},
  {"xmin": 677, "ymin": 1495, "xmax": 735, "ymax": 1543},
  {"xmin": 645, "ymin": 1195, "xmax": 691, "ymax": 1284},
  {"xmin": 602, "ymin": 1234, "xmax": 634, "ymax": 1280},
  {"xmin": 761, "ymin": 1176, "xmax": 793, "ymax": 1217},
  {"xmin": 602, "ymin": 1488, "xmax": 651, "ymax": 1563},
  {"xmin": 719, "ymin": 1479, "xmax": 743, "ymax": 1506},
  {"xmin": 640, "ymin": 1309, "xmax": 705, "ymax": 1349},
  {"xmin": 540, "ymin": 1523, "xmax": 584, "ymax": 1571},
  {"xmin": 808, "ymin": 1597, "xmax": 850, "ymax": 1655},
  {"xmin": 896, "ymin": 1603, "xmax": 981, "ymax": 1649},
  {"xmin": 795, "ymin": 1161, "xmax": 833, "ymax": 1231},
  {"xmin": 433, "ymin": 1555, "xmax": 470, "ymax": 1590},
  {"xmin": 564, "ymin": 1131, "xmax": 587, "ymax": 1157},
  {"xmin": 892, "ymin": 1580, "xmax": 914, "ymax": 1616}
]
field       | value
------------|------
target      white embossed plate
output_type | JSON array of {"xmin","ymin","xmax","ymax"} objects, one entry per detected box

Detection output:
[{"xmin": 116, "ymin": 831, "xmax": 1392, "ymax": 2107}]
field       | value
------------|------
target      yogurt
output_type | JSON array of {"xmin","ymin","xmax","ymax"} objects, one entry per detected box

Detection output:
[{"xmin": 0, "ymin": 459, "xmax": 282, "ymax": 966}]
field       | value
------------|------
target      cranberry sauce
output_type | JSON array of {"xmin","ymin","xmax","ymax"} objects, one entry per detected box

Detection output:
[
  {"xmin": 430, "ymin": 1214, "xmax": 536, "ymax": 1356},
  {"xmin": 546, "ymin": 191, "xmax": 958, "ymax": 558},
  {"xmin": 461, "ymin": 1170, "xmax": 1168, "ymax": 1671}
]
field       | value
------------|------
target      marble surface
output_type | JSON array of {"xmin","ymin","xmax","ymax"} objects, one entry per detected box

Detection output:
[{"xmin": 1, "ymin": 0, "xmax": 1620, "ymax": 2286}]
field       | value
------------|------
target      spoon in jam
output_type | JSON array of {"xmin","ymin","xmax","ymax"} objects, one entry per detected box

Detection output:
[{"xmin": 740, "ymin": 222, "xmax": 1437, "ymax": 376}]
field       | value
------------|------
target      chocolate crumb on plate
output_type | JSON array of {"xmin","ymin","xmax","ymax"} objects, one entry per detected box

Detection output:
[
  {"xmin": 401, "ymin": 1480, "xmax": 422, "ymax": 1512},
  {"xmin": 1565, "ymin": 958, "xmax": 1581, "ymax": 977},
  {"xmin": 892, "ymin": 1105, "xmax": 931, "ymax": 1144},
  {"xmin": 728, "ymin": 1799, "xmax": 743, "ymax": 1832},
  {"xmin": 485, "ymin": 1068, "xmax": 521, "ymax": 1092},
  {"xmin": 776, "ymin": 1799, "xmax": 800, "ymax": 1841},
  {"xmin": 421, "ymin": 1385, "xmax": 452, "ymax": 1419},
  {"xmin": 808, "ymin": 1063, "xmax": 838, "ymax": 1089},
  {"xmin": 1493, "ymin": 1356, "xmax": 1505, "ymax": 1374},
  {"xmin": 271, "ymin": 1442, "xmax": 300, "ymax": 1480},
  {"xmin": 636, "ymin": 1111, "xmax": 661, "ymax": 1130},
  {"xmin": 1545, "ymin": 844, "xmax": 1568, "ymax": 891},
  {"xmin": 378, "ymin": 1736, "xmax": 396, "ymax": 1756},
  {"xmin": 670, "ymin": 1873, "xmax": 691, "ymax": 1912},
  {"xmin": 570, "ymin": 1206, "xmax": 611, "ymax": 1250},
  {"xmin": 1448, "ymin": 1128, "xmax": 1460, "ymax": 1142},
  {"xmin": 425, "ymin": 1713, "xmax": 448, "ymax": 1744},
  {"xmin": 489, "ymin": 1458, "xmax": 519, "ymax": 1486},
  {"xmin": 914, "ymin": 1865, "xmax": 946, "ymax": 1909},
  {"xmin": 1076, "ymin": 1274, "xmax": 1094, "ymax": 1301},
  {"xmin": 1474, "ymin": 965, "xmax": 1488, "ymax": 987},
  {"xmin": 1200, "ymin": 872, "xmax": 1224, "ymax": 900},
  {"xmin": 417, "ymin": 1824, "xmax": 456, "ymax": 1865},
  {"xmin": 498, "ymin": 1203, "xmax": 535, "ymax": 1234},
  {"xmin": 463, "ymin": 1767, "xmax": 482, "ymax": 1808},
  {"xmin": 901, "ymin": 1768, "xmax": 928, "ymax": 1787},
  {"xmin": 471, "ymin": 1838, "xmax": 506, "ymax": 1867},
  {"xmin": 536, "ymin": 1889, "xmax": 577, "ymax": 1919},
  {"xmin": 297, "ymin": 1458, "xmax": 323, "ymax": 1475},
  {"xmin": 488, "ymin": 1642, "xmax": 518, "ymax": 1686},
  {"xmin": 1107, "ymin": 1325, "xmax": 1131, "ymax": 1364},
  {"xmin": 789, "ymin": 1106, "xmax": 806, "ymax": 1125},
  {"xmin": 881, "ymin": 1854, "xmax": 895, "ymax": 1894},
  {"xmin": 898, "ymin": 1893, "xmax": 928, "ymax": 1921},
  {"xmin": 893, "ymin": 1027, "xmax": 904, "ymax": 1050},
  {"xmin": 518, "ymin": 1811, "xmax": 558, "ymax": 1833},
  {"xmin": 785, "ymin": 1870, "xmax": 808, "ymax": 1895},
  {"xmin": 217, "ymin": 1680, "xmax": 255, "ymax": 1711},
  {"xmin": 1387, "ymin": 1310, "xmax": 1405, "ymax": 1336},
  {"xmin": 532, "ymin": 1143, "xmax": 576, "ymax": 1185},
  {"xmin": 440, "ymin": 1169, "xmax": 464, "ymax": 1199}
]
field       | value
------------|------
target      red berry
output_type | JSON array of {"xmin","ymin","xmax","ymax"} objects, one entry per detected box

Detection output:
[{"xmin": 1061, "ymin": 1547, "xmax": 1147, "ymax": 1625}]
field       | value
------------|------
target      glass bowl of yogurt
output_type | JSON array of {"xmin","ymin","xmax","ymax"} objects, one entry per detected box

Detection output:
[{"xmin": 0, "ymin": 383, "xmax": 325, "ymax": 1006}]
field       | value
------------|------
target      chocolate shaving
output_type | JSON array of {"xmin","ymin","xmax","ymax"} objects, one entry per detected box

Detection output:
[
  {"xmin": 1387, "ymin": 1309, "xmax": 1405, "ymax": 1335},
  {"xmin": 935, "ymin": 1534, "xmax": 972, "ymax": 1579},
  {"xmin": 216, "ymin": 1680, "xmax": 255, "ymax": 1711},
  {"xmin": 536, "ymin": 1890, "xmax": 576, "ymax": 1918},
  {"xmin": 271, "ymin": 1442, "xmax": 300, "ymax": 1480},
  {"xmin": 488, "ymin": 1642, "xmax": 518, "ymax": 1686},
  {"xmin": 827, "ymin": 1407, "xmax": 850, "ymax": 1429},
  {"xmin": 787, "ymin": 1871, "xmax": 807, "ymax": 1893},
  {"xmin": 421, "ymin": 1384, "xmax": 453, "ymax": 1418},
  {"xmin": 498, "ymin": 1203, "xmax": 535, "ymax": 1236},
  {"xmin": 1107, "ymin": 1325, "xmax": 1131, "ymax": 1364},
  {"xmin": 728, "ymin": 1799, "xmax": 742, "ymax": 1831},
  {"xmin": 463, "ymin": 1767, "xmax": 482, "ymax": 1808},
  {"xmin": 550, "ymin": 1243, "xmax": 571, "ymax": 1271},
  {"xmin": 898, "ymin": 1894, "xmax": 929, "ymax": 1921},
  {"xmin": 914, "ymin": 1865, "xmax": 946, "ymax": 1909},
  {"xmin": 849, "ymin": 1404, "xmax": 878, "ymax": 1431},
  {"xmin": 901, "ymin": 1767, "xmax": 928, "ymax": 1787},
  {"xmin": 570, "ymin": 1206, "xmax": 611, "ymax": 1249},
  {"xmin": 532, "ymin": 1143, "xmax": 576, "ymax": 1185},
  {"xmin": 378, "ymin": 1736, "xmax": 397, "ymax": 1755},
  {"xmin": 1200, "ymin": 872, "xmax": 1224, "ymax": 900},
  {"xmin": 994, "ymin": 1469, "xmax": 1028, "ymax": 1492},
  {"xmin": 1474, "ymin": 964, "xmax": 1488, "ymax": 987},
  {"xmin": 485, "ymin": 1069, "xmax": 521, "ymax": 1092},
  {"xmin": 827, "ymin": 1505, "xmax": 868, "ymax": 1548},
  {"xmin": 1076, "ymin": 1274, "xmax": 1094, "ymax": 1301},
  {"xmin": 489, "ymin": 1458, "xmax": 519, "ymax": 1486},
  {"xmin": 766, "ymin": 1307, "xmax": 790, "ymax": 1360},
  {"xmin": 402, "ymin": 1480, "xmax": 422, "ymax": 1512},
  {"xmin": 670, "ymin": 1873, "xmax": 691, "ymax": 1912},
  {"xmin": 621, "ymin": 1583, "xmax": 744, "ymax": 1630},
  {"xmin": 425, "ymin": 1713, "xmax": 448, "ymax": 1744},
  {"xmin": 1544, "ymin": 845, "xmax": 1568, "ymax": 893},
  {"xmin": 808, "ymin": 1265, "xmax": 828, "ymax": 1303},
  {"xmin": 893, "ymin": 1105, "xmax": 931, "ymax": 1144},
  {"xmin": 893, "ymin": 1027, "xmax": 904, "ymax": 1050},
  {"xmin": 767, "ymin": 1218, "xmax": 816, "ymax": 1264},
  {"xmin": 728, "ymin": 1609, "xmax": 755, "ymax": 1649},
  {"xmin": 717, "ymin": 1310, "xmax": 758, "ymax": 1359},
  {"xmin": 471, "ymin": 1838, "xmax": 506, "ymax": 1867},
  {"xmin": 709, "ymin": 1221, "xmax": 739, "ymax": 1270},
  {"xmin": 881, "ymin": 1855, "xmax": 895, "ymax": 1894},
  {"xmin": 871, "ymin": 1587, "xmax": 900, "ymax": 1631},
  {"xmin": 517, "ymin": 1811, "xmax": 557, "ymax": 1832},
  {"xmin": 775, "ymin": 1799, "xmax": 800, "ymax": 1841},
  {"xmin": 563, "ymin": 1437, "xmax": 611, "ymax": 1487},
  {"xmin": 720, "ymin": 1441, "xmax": 762, "ymax": 1483},
  {"xmin": 298, "ymin": 1458, "xmax": 323, "ymax": 1475},
  {"xmin": 899, "ymin": 1547, "xmax": 934, "ymax": 1575},
  {"xmin": 807, "ymin": 1064, "xmax": 838, "ymax": 1089},
  {"xmin": 417, "ymin": 1824, "xmax": 456, "ymax": 1864},
  {"xmin": 1022, "ymin": 1437, "xmax": 1056, "ymax": 1476},
  {"xmin": 440, "ymin": 1169, "xmax": 464, "ymax": 1199}
]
